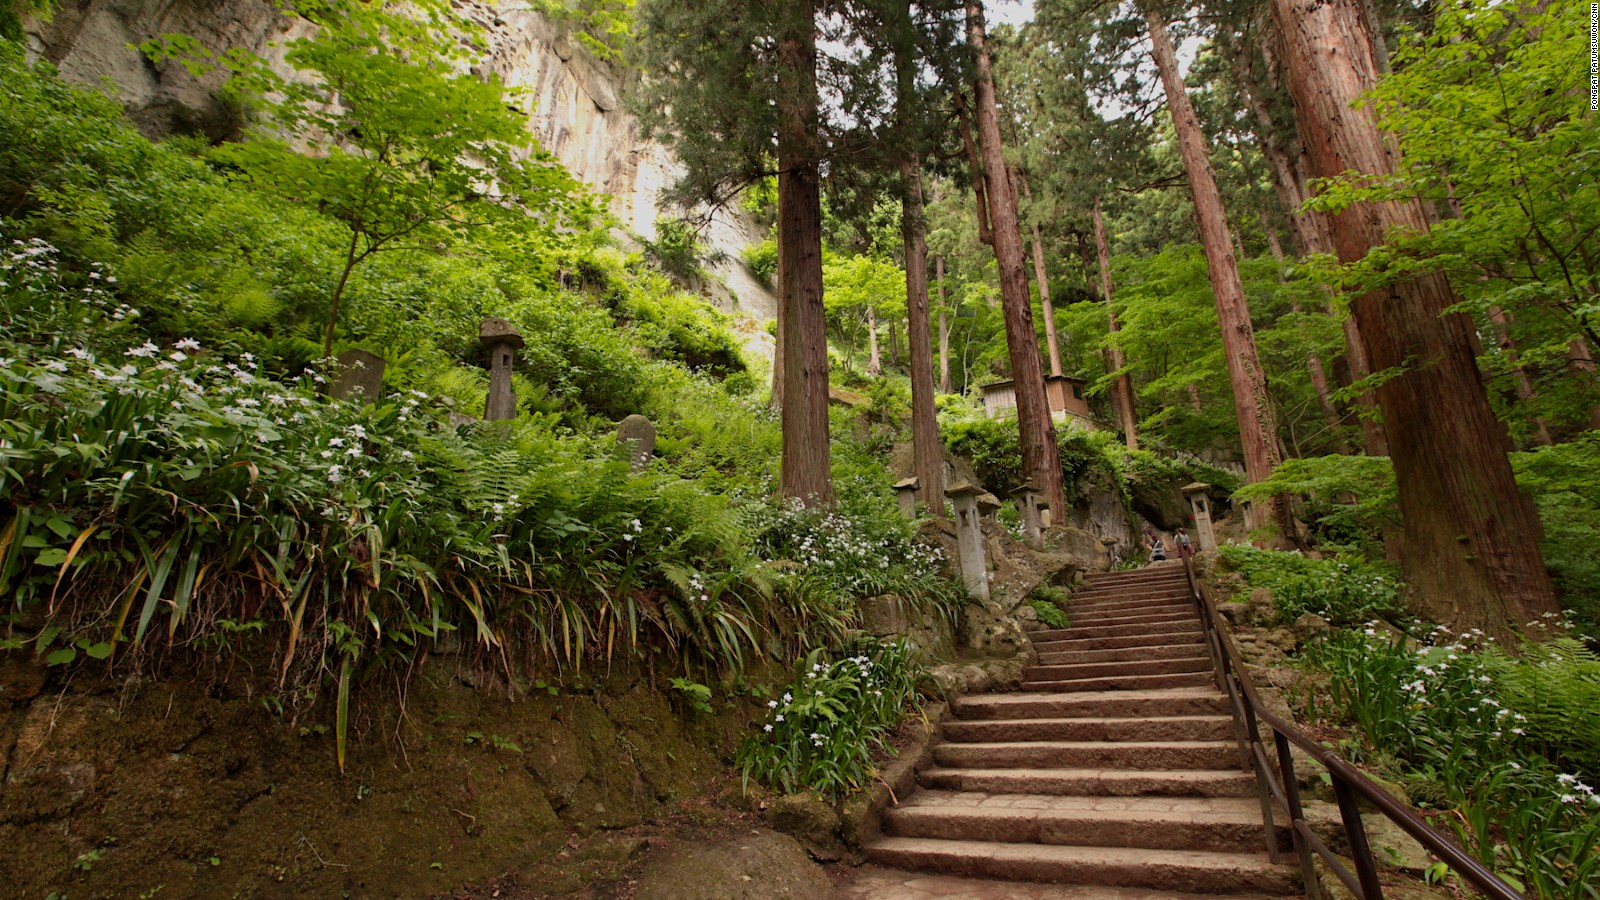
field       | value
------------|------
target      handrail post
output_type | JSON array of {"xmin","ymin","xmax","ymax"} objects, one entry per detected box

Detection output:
[
  {"xmin": 1243, "ymin": 705, "xmax": 1280, "ymax": 863},
  {"xmin": 1277, "ymin": 730, "xmax": 1322, "ymax": 900},
  {"xmin": 1333, "ymin": 773, "xmax": 1386, "ymax": 899}
]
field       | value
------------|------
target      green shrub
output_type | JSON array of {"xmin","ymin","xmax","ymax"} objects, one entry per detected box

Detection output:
[
  {"xmin": 1218, "ymin": 545, "xmax": 1404, "ymax": 627},
  {"xmin": 737, "ymin": 637, "xmax": 923, "ymax": 800}
]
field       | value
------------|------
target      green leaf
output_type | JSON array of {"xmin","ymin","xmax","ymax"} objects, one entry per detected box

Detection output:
[
  {"xmin": 45, "ymin": 647, "xmax": 77, "ymax": 666},
  {"xmin": 35, "ymin": 547, "xmax": 68, "ymax": 567}
]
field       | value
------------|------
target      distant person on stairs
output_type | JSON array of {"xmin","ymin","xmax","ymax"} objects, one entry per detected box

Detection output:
[
  {"xmin": 1175, "ymin": 526, "xmax": 1193, "ymax": 558},
  {"xmin": 1144, "ymin": 527, "xmax": 1167, "ymax": 562}
]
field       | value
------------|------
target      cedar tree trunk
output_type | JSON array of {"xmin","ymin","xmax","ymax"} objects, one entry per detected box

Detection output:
[
  {"xmin": 903, "ymin": 163, "xmax": 946, "ymax": 506},
  {"xmin": 966, "ymin": 0, "xmax": 1066, "ymax": 514},
  {"xmin": 1269, "ymin": 0, "xmax": 1558, "ymax": 636},
  {"xmin": 1144, "ymin": 4, "xmax": 1286, "ymax": 536},
  {"xmin": 776, "ymin": 1, "xmax": 833, "ymax": 506},
  {"xmin": 1093, "ymin": 198, "xmax": 1140, "ymax": 450}
]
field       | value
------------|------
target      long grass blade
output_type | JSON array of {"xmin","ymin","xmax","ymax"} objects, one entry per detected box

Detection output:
[
  {"xmin": 48, "ymin": 523, "xmax": 98, "ymax": 611},
  {"xmin": 336, "ymin": 655, "xmax": 352, "ymax": 774}
]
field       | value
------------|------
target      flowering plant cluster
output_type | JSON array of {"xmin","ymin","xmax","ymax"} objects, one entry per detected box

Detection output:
[
  {"xmin": 745, "ymin": 493, "xmax": 957, "ymax": 616},
  {"xmin": 736, "ymin": 637, "xmax": 922, "ymax": 800},
  {"xmin": 1299, "ymin": 623, "xmax": 1600, "ymax": 897},
  {"xmin": 0, "ymin": 236, "xmax": 801, "ymax": 691}
]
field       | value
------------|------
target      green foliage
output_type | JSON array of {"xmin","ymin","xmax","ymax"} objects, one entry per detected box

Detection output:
[
  {"xmin": 641, "ymin": 217, "xmax": 718, "ymax": 283},
  {"xmin": 1027, "ymin": 588, "xmax": 1070, "ymax": 630},
  {"xmin": 737, "ymin": 637, "xmax": 923, "ymax": 800},
  {"xmin": 741, "ymin": 238, "xmax": 777, "ymax": 287},
  {"xmin": 1218, "ymin": 546, "xmax": 1403, "ymax": 627},
  {"xmin": 1233, "ymin": 455, "xmax": 1399, "ymax": 553},
  {"xmin": 1512, "ymin": 437, "xmax": 1600, "ymax": 638},
  {"xmin": 1297, "ymin": 627, "xmax": 1600, "ymax": 897},
  {"xmin": 145, "ymin": 0, "xmax": 594, "ymax": 355}
]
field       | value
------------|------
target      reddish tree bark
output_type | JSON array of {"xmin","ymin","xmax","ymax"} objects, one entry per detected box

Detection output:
[
  {"xmin": 1233, "ymin": 30, "xmax": 1389, "ymax": 456},
  {"xmin": 1093, "ymin": 198, "xmax": 1140, "ymax": 450},
  {"xmin": 1018, "ymin": 171, "xmax": 1064, "ymax": 377},
  {"xmin": 937, "ymin": 255, "xmax": 952, "ymax": 393},
  {"xmin": 903, "ymin": 164, "xmax": 945, "ymax": 507},
  {"xmin": 776, "ymin": 0, "xmax": 833, "ymax": 506},
  {"xmin": 1269, "ymin": 0, "xmax": 1558, "ymax": 636},
  {"xmin": 966, "ymin": 0, "xmax": 1065, "ymax": 514},
  {"xmin": 1143, "ymin": 4, "xmax": 1285, "ymax": 534}
]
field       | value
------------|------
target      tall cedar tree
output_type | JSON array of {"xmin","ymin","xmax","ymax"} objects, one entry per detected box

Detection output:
[
  {"xmin": 1093, "ymin": 198, "xmax": 1140, "ymax": 449},
  {"xmin": 1222, "ymin": 24, "xmax": 1388, "ymax": 455},
  {"xmin": 965, "ymin": 0, "xmax": 1066, "ymax": 514},
  {"xmin": 890, "ymin": 0, "xmax": 948, "ymax": 507},
  {"xmin": 635, "ymin": 0, "xmax": 833, "ymax": 505},
  {"xmin": 1266, "ymin": 0, "xmax": 1559, "ymax": 637},
  {"xmin": 1140, "ymin": 2, "xmax": 1286, "ymax": 538}
]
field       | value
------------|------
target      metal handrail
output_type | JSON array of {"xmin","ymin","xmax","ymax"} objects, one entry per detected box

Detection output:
[{"xmin": 1178, "ymin": 554, "xmax": 1523, "ymax": 900}]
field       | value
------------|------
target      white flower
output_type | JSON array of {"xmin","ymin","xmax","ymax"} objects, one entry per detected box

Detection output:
[
  {"xmin": 327, "ymin": 465, "xmax": 344, "ymax": 484},
  {"xmin": 126, "ymin": 342, "xmax": 158, "ymax": 358},
  {"xmin": 174, "ymin": 338, "xmax": 201, "ymax": 351},
  {"xmin": 763, "ymin": 724, "xmax": 773, "ymax": 733},
  {"xmin": 767, "ymin": 700, "xmax": 779, "ymax": 708},
  {"xmin": 328, "ymin": 437, "xmax": 345, "ymax": 447},
  {"xmin": 169, "ymin": 351, "xmax": 188, "ymax": 363},
  {"xmin": 774, "ymin": 714, "xmax": 784, "ymax": 722}
]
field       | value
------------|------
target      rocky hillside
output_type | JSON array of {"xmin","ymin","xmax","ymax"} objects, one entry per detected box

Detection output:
[{"xmin": 19, "ymin": 0, "xmax": 776, "ymax": 322}]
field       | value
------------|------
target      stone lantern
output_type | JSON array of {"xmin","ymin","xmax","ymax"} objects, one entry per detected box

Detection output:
[
  {"xmin": 480, "ymin": 317, "xmax": 525, "ymax": 421},
  {"xmin": 1182, "ymin": 482, "xmax": 1217, "ymax": 552},
  {"xmin": 1010, "ymin": 481, "xmax": 1044, "ymax": 544},
  {"xmin": 893, "ymin": 477, "xmax": 920, "ymax": 518},
  {"xmin": 330, "ymin": 348, "xmax": 386, "ymax": 404},
  {"xmin": 944, "ymin": 481, "xmax": 990, "ymax": 601}
]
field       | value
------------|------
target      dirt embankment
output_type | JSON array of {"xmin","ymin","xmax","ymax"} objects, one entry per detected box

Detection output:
[{"xmin": 0, "ymin": 648, "xmax": 764, "ymax": 899}]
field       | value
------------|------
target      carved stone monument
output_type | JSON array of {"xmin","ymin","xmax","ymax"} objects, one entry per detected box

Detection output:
[
  {"xmin": 615, "ymin": 414, "xmax": 656, "ymax": 472},
  {"xmin": 480, "ymin": 317, "xmax": 525, "ymax": 421},
  {"xmin": 893, "ymin": 477, "xmax": 920, "ymax": 518},
  {"xmin": 944, "ymin": 481, "xmax": 990, "ymax": 601},
  {"xmin": 1182, "ymin": 482, "xmax": 1218, "ymax": 551},
  {"xmin": 330, "ymin": 349, "xmax": 385, "ymax": 404}
]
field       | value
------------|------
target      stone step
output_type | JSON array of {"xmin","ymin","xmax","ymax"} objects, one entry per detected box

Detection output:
[
  {"xmin": 1083, "ymin": 568, "xmax": 1188, "ymax": 583},
  {"xmin": 1060, "ymin": 610, "xmax": 1198, "ymax": 629},
  {"xmin": 1031, "ymin": 619, "xmax": 1205, "ymax": 642},
  {"xmin": 1037, "ymin": 644, "xmax": 1208, "ymax": 666},
  {"xmin": 933, "ymin": 740, "xmax": 1238, "ymax": 771},
  {"xmin": 1022, "ymin": 657, "xmax": 1212, "ymax": 685},
  {"xmin": 951, "ymin": 690, "xmax": 1229, "ymax": 721},
  {"xmin": 865, "ymin": 837, "xmax": 1299, "ymax": 894},
  {"xmin": 1021, "ymin": 671, "xmax": 1215, "ymax": 693},
  {"xmin": 942, "ymin": 715, "xmax": 1235, "ymax": 744},
  {"xmin": 1032, "ymin": 631, "xmax": 1207, "ymax": 654},
  {"xmin": 920, "ymin": 767, "xmax": 1257, "ymax": 798},
  {"xmin": 1070, "ymin": 598, "xmax": 1194, "ymax": 616},
  {"xmin": 1071, "ymin": 588, "xmax": 1192, "ymax": 604},
  {"xmin": 882, "ymin": 791, "xmax": 1286, "ymax": 854}
]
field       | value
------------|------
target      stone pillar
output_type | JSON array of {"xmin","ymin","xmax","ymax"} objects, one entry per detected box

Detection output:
[
  {"xmin": 944, "ymin": 482, "xmax": 990, "ymax": 601},
  {"xmin": 330, "ymin": 349, "xmax": 385, "ymax": 403},
  {"xmin": 616, "ymin": 414, "xmax": 656, "ymax": 472},
  {"xmin": 893, "ymin": 477, "xmax": 920, "ymax": 518},
  {"xmin": 1039, "ymin": 502, "xmax": 1053, "ymax": 529},
  {"xmin": 480, "ymin": 317, "xmax": 525, "ymax": 421},
  {"xmin": 1011, "ymin": 481, "xmax": 1043, "ymax": 544},
  {"xmin": 1183, "ymin": 482, "xmax": 1217, "ymax": 551}
]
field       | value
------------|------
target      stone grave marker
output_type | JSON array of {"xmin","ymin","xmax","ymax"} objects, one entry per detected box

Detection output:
[
  {"xmin": 330, "ymin": 349, "xmax": 385, "ymax": 403},
  {"xmin": 616, "ymin": 414, "xmax": 656, "ymax": 472}
]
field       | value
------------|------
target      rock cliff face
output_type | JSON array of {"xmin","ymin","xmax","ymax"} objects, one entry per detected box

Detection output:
[{"xmin": 21, "ymin": 0, "xmax": 776, "ymax": 323}]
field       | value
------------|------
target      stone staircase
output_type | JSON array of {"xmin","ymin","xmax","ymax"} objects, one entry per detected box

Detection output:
[{"xmin": 865, "ymin": 565, "xmax": 1298, "ymax": 895}]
